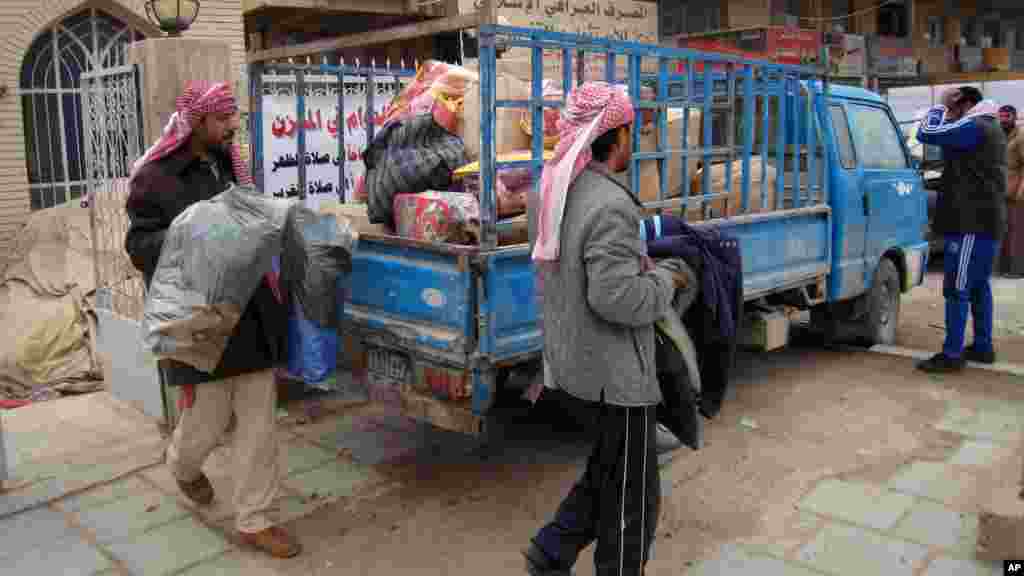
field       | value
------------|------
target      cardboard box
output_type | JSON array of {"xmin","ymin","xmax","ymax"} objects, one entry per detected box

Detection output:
[
  {"xmin": 740, "ymin": 310, "xmax": 790, "ymax": 351},
  {"xmin": 636, "ymin": 110, "xmax": 703, "ymax": 202},
  {"xmin": 315, "ymin": 201, "xmax": 391, "ymax": 236},
  {"xmin": 461, "ymin": 75, "xmax": 532, "ymax": 161},
  {"xmin": 689, "ymin": 157, "xmax": 778, "ymax": 218}
]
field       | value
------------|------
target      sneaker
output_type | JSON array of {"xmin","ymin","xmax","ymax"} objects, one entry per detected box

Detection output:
[
  {"xmin": 523, "ymin": 542, "xmax": 572, "ymax": 576},
  {"xmin": 964, "ymin": 345, "xmax": 996, "ymax": 365},
  {"xmin": 916, "ymin": 353, "xmax": 966, "ymax": 374}
]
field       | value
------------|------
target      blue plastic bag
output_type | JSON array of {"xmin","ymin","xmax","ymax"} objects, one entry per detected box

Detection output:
[
  {"xmin": 286, "ymin": 298, "xmax": 340, "ymax": 389},
  {"xmin": 279, "ymin": 207, "xmax": 356, "ymax": 390}
]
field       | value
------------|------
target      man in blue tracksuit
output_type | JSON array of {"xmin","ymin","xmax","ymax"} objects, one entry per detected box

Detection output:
[{"xmin": 917, "ymin": 86, "xmax": 1008, "ymax": 372}]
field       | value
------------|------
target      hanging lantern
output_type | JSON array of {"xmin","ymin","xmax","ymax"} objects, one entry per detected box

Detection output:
[{"xmin": 145, "ymin": 0, "xmax": 200, "ymax": 36}]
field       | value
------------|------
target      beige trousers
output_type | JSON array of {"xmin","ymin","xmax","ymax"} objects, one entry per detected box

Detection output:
[{"xmin": 166, "ymin": 369, "xmax": 281, "ymax": 534}]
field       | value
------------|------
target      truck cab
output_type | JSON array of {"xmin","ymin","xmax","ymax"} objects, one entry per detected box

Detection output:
[{"xmin": 822, "ymin": 85, "xmax": 929, "ymax": 322}]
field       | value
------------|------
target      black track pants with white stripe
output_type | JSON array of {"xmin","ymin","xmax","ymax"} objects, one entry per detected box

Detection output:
[{"xmin": 533, "ymin": 402, "xmax": 660, "ymax": 576}]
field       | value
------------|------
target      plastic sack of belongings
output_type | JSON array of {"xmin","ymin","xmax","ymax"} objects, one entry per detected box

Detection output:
[
  {"xmin": 142, "ymin": 184, "xmax": 357, "ymax": 385},
  {"xmin": 279, "ymin": 209, "xmax": 355, "ymax": 388},
  {"xmin": 364, "ymin": 58, "xmax": 566, "ymax": 246},
  {"xmin": 362, "ymin": 113, "xmax": 470, "ymax": 228},
  {"xmin": 378, "ymin": 60, "xmax": 479, "ymax": 135}
]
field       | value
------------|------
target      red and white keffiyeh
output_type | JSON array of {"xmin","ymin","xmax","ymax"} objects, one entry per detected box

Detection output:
[
  {"xmin": 532, "ymin": 82, "xmax": 635, "ymax": 262},
  {"xmin": 130, "ymin": 80, "xmax": 251, "ymax": 185}
]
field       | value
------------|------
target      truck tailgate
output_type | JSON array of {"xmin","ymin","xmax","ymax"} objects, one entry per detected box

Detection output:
[
  {"xmin": 345, "ymin": 237, "xmax": 475, "ymax": 366},
  {"xmin": 480, "ymin": 246, "xmax": 541, "ymax": 364}
]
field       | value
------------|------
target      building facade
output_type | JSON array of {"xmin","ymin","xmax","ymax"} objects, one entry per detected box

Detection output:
[
  {"xmin": 660, "ymin": 0, "xmax": 1024, "ymax": 86},
  {"xmin": 0, "ymin": 0, "xmax": 248, "ymax": 256}
]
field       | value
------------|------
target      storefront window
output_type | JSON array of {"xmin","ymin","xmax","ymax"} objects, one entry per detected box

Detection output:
[{"xmin": 877, "ymin": 2, "xmax": 909, "ymax": 37}]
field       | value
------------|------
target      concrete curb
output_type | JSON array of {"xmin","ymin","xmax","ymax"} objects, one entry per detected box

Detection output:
[{"xmin": 868, "ymin": 344, "xmax": 1024, "ymax": 378}]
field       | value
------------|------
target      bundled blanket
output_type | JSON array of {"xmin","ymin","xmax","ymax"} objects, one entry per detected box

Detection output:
[
  {"xmin": 363, "ymin": 114, "xmax": 469, "ymax": 227},
  {"xmin": 143, "ymin": 184, "xmax": 356, "ymax": 374},
  {"xmin": 641, "ymin": 214, "xmax": 743, "ymax": 419}
]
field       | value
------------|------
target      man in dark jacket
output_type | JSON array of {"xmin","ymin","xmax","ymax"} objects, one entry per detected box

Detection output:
[
  {"xmin": 125, "ymin": 81, "xmax": 298, "ymax": 558},
  {"xmin": 917, "ymin": 86, "xmax": 1008, "ymax": 372}
]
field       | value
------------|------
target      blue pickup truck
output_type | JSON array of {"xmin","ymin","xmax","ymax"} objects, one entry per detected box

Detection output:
[{"xmin": 342, "ymin": 25, "xmax": 928, "ymax": 438}]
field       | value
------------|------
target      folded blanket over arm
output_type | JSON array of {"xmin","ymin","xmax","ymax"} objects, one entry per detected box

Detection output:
[{"xmin": 641, "ymin": 214, "xmax": 743, "ymax": 418}]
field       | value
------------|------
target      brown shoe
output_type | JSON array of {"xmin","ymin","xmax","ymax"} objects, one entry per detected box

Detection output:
[
  {"xmin": 176, "ymin": 473, "xmax": 214, "ymax": 506},
  {"xmin": 239, "ymin": 526, "xmax": 302, "ymax": 558}
]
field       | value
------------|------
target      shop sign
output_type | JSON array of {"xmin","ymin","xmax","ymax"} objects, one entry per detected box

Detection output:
[
  {"xmin": 769, "ymin": 27, "xmax": 821, "ymax": 66},
  {"xmin": 460, "ymin": 0, "xmax": 658, "ymax": 44}
]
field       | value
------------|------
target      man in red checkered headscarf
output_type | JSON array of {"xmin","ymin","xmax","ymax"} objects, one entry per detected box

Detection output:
[
  {"xmin": 130, "ymin": 80, "xmax": 252, "ymax": 184},
  {"xmin": 125, "ymin": 81, "xmax": 299, "ymax": 559}
]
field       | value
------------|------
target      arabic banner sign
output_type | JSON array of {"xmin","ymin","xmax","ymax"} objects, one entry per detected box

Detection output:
[
  {"xmin": 675, "ymin": 36, "xmax": 765, "ymax": 72},
  {"xmin": 674, "ymin": 26, "xmax": 821, "ymax": 72},
  {"xmin": 261, "ymin": 74, "xmax": 403, "ymax": 208},
  {"xmin": 459, "ymin": 0, "xmax": 658, "ymax": 44}
]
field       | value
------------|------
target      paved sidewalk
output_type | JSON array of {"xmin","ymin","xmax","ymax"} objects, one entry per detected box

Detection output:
[
  {"xmin": 0, "ymin": 387, "xmax": 471, "ymax": 575},
  {"xmin": 685, "ymin": 394, "xmax": 1023, "ymax": 576},
  {"xmin": 2, "ymin": 369, "xmax": 1022, "ymax": 575}
]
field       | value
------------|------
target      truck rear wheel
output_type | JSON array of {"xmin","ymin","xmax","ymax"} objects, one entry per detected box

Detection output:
[{"xmin": 863, "ymin": 258, "xmax": 901, "ymax": 346}]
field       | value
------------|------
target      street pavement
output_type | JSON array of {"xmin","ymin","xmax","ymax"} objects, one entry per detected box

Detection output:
[{"xmin": 2, "ymin": 278, "xmax": 1024, "ymax": 574}]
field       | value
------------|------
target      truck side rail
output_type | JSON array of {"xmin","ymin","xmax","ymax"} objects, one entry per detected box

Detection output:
[{"xmin": 477, "ymin": 24, "xmax": 834, "ymax": 249}]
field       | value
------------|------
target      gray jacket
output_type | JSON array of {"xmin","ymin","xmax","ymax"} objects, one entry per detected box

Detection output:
[{"xmin": 539, "ymin": 168, "xmax": 691, "ymax": 407}]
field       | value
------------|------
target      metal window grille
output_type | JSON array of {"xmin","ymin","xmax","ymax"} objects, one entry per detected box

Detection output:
[{"xmin": 19, "ymin": 7, "xmax": 143, "ymax": 211}]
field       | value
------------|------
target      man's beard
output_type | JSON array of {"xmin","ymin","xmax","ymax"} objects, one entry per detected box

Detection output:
[{"xmin": 1003, "ymin": 123, "xmax": 1015, "ymax": 135}]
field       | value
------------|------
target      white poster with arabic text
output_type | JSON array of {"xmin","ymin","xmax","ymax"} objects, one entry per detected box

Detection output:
[{"xmin": 260, "ymin": 74, "xmax": 402, "ymax": 209}]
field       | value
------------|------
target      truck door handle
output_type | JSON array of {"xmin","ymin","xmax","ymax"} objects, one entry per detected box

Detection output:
[{"xmin": 863, "ymin": 194, "xmax": 869, "ymax": 215}]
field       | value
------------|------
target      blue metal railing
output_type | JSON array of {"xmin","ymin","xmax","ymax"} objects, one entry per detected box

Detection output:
[
  {"xmin": 477, "ymin": 24, "xmax": 832, "ymax": 248},
  {"xmin": 249, "ymin": 25, "xmax": 832, "ymax": 249}
]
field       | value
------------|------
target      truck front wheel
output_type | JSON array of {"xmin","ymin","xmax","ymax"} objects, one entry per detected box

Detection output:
[{"xmin": 863, "ymin": 258, "xmax": 901, "ymax": 346}]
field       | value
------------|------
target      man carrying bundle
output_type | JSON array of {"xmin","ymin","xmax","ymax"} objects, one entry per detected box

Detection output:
[
  {"xmin": 124, "ymin": 81, "xmax": 299, "ymax": 558},
  {"xmin": 524, "ymin": 82, "xmax": 692, "ymax": 576}
]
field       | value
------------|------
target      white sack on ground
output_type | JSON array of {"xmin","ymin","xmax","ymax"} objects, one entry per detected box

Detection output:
[{"xmin": 0, "ymin": 201, "xmax": 105, "ymax": 399}]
